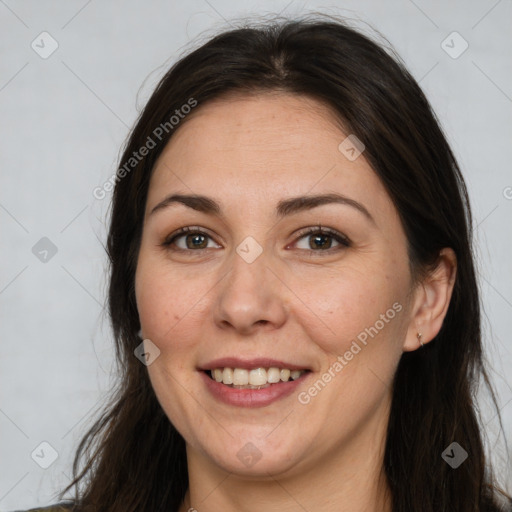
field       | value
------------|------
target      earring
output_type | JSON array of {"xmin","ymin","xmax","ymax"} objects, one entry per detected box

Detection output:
[{"xmin": 417, "ymin": 332, "xmax": 424, "ymax": 348}]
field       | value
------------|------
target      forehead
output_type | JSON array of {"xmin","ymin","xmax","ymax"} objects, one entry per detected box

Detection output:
[
  {"xmin": 147, "ymin": 93, "xmax": 395, "ymax": 224},
  {"xmin": 155, "ymin": 92, "xmax": 343, "ymax": 163}
]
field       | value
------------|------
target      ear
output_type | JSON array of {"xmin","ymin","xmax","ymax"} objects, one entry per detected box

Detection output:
[{"xmin": 403, "ymin": 248, "xmax": 457, "ymax": 352}]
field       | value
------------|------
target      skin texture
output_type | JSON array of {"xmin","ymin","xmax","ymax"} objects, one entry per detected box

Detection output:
[{"xmin": 135, "ymin": 93, "xmax": 456, "ymax": 512}]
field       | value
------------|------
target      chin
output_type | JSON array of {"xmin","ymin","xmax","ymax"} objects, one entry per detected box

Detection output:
[
  {"xmin": 209, "ymin": 448, "xmax": 302, "ymax": 478},
  {"xmin": 190, "ymin": 426, "xmax": 312, "ymax": 478}
]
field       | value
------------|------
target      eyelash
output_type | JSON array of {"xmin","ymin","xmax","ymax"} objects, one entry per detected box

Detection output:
[{"xmin": 161, "ymin": 225, "xmax": 351, "ymax": 255}]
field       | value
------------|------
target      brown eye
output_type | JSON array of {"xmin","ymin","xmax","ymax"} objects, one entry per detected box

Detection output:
[
  {"xmin": 183, "ymin": 232, "xmax": 208, "ymax": 249},
  {"xmin": 293, "ymin": 227, "xmax": 350, "ymax": 252},
  {"xmin": 162, "ymin": 225, "xmax": 350, "ymax": 254},
  {"xmin": 163, "ymin": 227, "xmax": 220, "ymax": 251},
  {"xmin": 308, "ymin": 233, "xmax": 334, "ymax": 250}
]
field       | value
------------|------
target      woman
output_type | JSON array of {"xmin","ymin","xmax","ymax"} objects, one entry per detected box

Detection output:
[{"xmin": 18, "ymin": 14, "xmax": 511, "ymax": 512}]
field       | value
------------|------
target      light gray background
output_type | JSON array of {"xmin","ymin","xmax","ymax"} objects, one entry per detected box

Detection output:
[{"xmin": 1, "ymin": 1, "xmax": 511, "ymax": 509}]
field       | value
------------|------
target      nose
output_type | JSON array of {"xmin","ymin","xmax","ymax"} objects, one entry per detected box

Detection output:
[{"xmin": 213, "ymin": 248, "xmax": 287, "ymax": 336}]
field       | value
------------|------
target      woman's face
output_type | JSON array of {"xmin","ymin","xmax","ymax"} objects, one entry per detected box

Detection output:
[{"xmin": 135, "ymin": 93, "xmax": 417, "ymax": 478}]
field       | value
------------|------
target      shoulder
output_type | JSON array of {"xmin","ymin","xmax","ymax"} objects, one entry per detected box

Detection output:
[{"xmin": 11, "ymin": 503, "xmax": 74, "ymax": 512}]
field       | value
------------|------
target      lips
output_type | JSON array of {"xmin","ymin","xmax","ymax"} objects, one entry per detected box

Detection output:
[
  {"xmin": 199, "ymin": 357, "xmax": 311, "ymax": 407},
  {"xmin": 199, "ymin": 357, "xmax": 311, "ymax": 372}
]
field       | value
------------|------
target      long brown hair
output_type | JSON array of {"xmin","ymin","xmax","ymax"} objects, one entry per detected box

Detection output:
[{"xmin": 60, "ymin": 14, "xmax": 511, "ymax": 512}]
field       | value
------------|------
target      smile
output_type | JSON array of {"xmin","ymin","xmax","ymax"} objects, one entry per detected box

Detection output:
[{"xmin": 208, "ymin": 367, "xmax": 308, "ymax": 389}]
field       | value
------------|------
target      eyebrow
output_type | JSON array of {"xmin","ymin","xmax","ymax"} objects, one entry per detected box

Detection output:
[{"xmin": 149, "ymin": 192, "xmax": 375, "ymax": 223}]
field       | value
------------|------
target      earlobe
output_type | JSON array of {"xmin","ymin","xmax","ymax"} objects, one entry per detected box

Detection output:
[{"xmin": 403, "ymin": 248, "xmax": 457, "ymax": 352}]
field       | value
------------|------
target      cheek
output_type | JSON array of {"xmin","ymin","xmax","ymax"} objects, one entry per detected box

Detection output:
[
  {"xmin": 134, "ymin": 260, "xmax": 211, "ymax": 433},
  {"xmin": 135, "ymin": 255, "xmax": 218, "ymax": 360},
  {"xmin": 134, "ymin": 234, "xmax": 205, "ymax": 427},
  {"xmin": 292, "ymin": 270, "xmax": 407, "ymax": 423},
  {"xmin": 287, "ymin": 262, "xmax": 407, "ymax": 359}
]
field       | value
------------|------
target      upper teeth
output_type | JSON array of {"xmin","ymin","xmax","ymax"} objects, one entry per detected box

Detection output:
[{"xmin": 211, "ymin": 367, "xmax": 306, "ymax": 386}]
